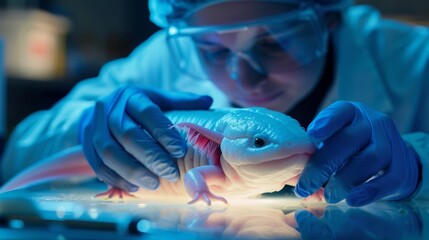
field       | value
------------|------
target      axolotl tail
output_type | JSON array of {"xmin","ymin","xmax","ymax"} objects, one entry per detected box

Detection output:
[{"xmin": 0, "ymin": 146, "xmax": 94, "ymax": 194}]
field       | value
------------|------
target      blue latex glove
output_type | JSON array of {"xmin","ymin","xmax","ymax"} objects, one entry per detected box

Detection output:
[
  {"xmin": 294, "ymin": 101, "xmax": 421, "ymax": 206},
  {"xmin": 80, "ymin": 86, "xmax": 213, "ymax": 192}
]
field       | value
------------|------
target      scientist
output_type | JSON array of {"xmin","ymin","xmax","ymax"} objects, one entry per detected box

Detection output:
[{"xmin": 1, "ymin": 0, "xmax": 428, "ymax": 207}]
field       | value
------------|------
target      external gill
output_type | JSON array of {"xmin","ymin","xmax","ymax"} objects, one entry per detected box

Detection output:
[
  {"xmin": 174, "ymin": 122, "xmax": 223, "ymax": 166},
  {"xmin": 172, "ymin": 122, "xmax": 231, "ymax": 205}
]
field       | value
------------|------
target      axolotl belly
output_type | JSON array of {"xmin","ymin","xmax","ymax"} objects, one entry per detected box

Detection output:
[{"xmin": 0, "ymin": 107, "xmax": 316, "ymax": 205}]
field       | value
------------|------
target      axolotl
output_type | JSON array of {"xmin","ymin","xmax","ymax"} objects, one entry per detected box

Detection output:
[{"xmin": 0, "ymin": 107, "xmax": 316, "ymax": 205}]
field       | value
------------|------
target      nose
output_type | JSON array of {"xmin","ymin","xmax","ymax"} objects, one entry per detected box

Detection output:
[{"xmin": 227, "ymin": 52, "xmax": 267, "ymax": 91}]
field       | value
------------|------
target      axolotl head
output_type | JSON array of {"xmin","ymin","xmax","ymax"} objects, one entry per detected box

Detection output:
[{"xmin": 215, "ymin": 107, "xmax": 316, "ymax": 195}]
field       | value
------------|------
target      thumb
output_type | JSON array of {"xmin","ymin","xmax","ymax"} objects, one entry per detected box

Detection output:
[
  {"xmin": 144, "ymin": 89, "xmax": 213, "ymax": 111},
  {"xmin": 307, "ymin": 101, "xmax": 356, "ymax": 143}
]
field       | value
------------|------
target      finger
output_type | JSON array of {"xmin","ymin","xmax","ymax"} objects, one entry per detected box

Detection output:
[
  {"xmin": 84, "ymin": 140, "xmax": 138, "ymax": 192},
  {"xmin": 126, "ymin": 129, "xmax": 181, "ymax": 181},
  {"xmin": 127, "ymin": 92, "xmax": 188, "ymax": 158},
  {"xmin": 94, "ymin": 164, "xmax": 139, "ymax": 192},
  {"xmin": 109, "ymin": 97, "xmax": 180, "ymax": 181},
  {"xmin": 346, "ymin": 148, "xmax": 417, "ymax": 207},
  {"xmin": 295, "ymin": 114, "xmax": 371, "ymax": 197},
  {"xmin": 143, "ymin": 89, "xmax": 213, "ymax": 111},
  {"xmin": 307, "ymin": 101, "xmax": 356, "ymax": 142},
  {"xmin": 324, "ymin": 143, "xmax": 390, "ymax": 203},
  {"xmin": 98, "ymin": 142, "xmax": 160, "ymax": 190},
  {"xmin": 93, "ymin": 101, "xmax": 159, "ymax": 189},
  {"xmin": 346, "ymin": 169, "xmax": 395, "ymax": 207},
  {"xmin": 346, "ymin": 119, "xmax": 416, "ymax": 206},
  {"xmin": 295, "ymin": 210, "xmax": 334, "ymax": 240},
  {"xmin": 81, "ymin": 110, "xmax": 138, "ymax": 192}
]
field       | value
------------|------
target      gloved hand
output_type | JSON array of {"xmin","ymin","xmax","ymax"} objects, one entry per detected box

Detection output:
[
  {"xmin": 79, "ymin": 86, "xmax": 213, "ymax": 192},
  {"xmin": 294, "ymin": 101, "xmax": 421, "ymax": 206}
]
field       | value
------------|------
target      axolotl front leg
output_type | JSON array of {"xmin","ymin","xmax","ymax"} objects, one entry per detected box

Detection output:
[
  {"xmin": 94, "ymin": 165, "xmax": 229, "ymax": 205},
  {"xmin": 184, "ymin": 165, "xmax": 228, "ymax": 205}
]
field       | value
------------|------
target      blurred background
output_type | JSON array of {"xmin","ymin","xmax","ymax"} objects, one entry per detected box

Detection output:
[{"xmin": 0, "ymin": 0, "xmax": 428, "ymax": 152}]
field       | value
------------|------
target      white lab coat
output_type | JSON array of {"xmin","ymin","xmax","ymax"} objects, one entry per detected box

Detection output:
[{"xmin": 2, "ymin": 5, "xmax": 429, "ymax": 199}]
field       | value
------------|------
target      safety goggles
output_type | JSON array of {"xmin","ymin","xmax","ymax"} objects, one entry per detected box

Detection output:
[{"xmin": 167, "ymin": 5, "xmax": 328, "ymax": 80}]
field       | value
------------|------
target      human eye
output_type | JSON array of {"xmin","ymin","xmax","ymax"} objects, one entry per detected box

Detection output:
[
  {"xmin": 254, "ymin": 35, "xmax": 287, "ymax": 56},
  {"xmin": 197, "ymin": 42, "xmax": 228, "ymax": 54},
  {"xmin": 194, "ymin": 40, "xmax": 230, "ymax": 64}
]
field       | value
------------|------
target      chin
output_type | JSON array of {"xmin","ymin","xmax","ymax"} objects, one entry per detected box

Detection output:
[
  {"xmin": 234, "ymin": 103, "xmax": 285, "ymax": 113},
  {"xmin": 257, "ymin": 99, "xmax": 295, "ymax": 113},
  {"xmin": 264, "ymin": 103, "xmax": 292, "ymax": 112},
  {"xmin": 269, "ymin": 95, "xmax": 308, "ymax": 113},
  {"xmin": 231, "ymin": 90, "xmax": 307, "ymax": 112}
]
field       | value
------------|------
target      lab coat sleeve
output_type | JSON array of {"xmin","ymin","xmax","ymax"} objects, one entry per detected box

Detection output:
[{"xmin": 0, "ymin": 30, "xmax": 177, "ymax": 183}]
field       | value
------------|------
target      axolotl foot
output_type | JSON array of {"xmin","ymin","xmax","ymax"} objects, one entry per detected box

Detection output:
[
  {"xmin": 95, "ymin": 187, "xmax": 137, "ymax": 200},
  {"xmin": 188, "ymin": 191, "xmax": 228, "ymax": 206},
  {"xmin": 184, "ymin": 166, "xmax": 228, "ymax": 206}
]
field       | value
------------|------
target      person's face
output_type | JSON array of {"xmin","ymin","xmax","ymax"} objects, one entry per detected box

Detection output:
[{"xmin": 187, "ymin": 2, "xmax": 328, "ymax": 112}]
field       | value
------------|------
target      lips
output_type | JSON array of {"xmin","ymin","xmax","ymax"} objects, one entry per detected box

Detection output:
[{"xmin": 241, "ymin": 91, "xmax": 284, "ymax": 105}]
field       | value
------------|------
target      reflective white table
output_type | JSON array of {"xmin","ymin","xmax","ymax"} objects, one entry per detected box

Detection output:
[{"xmin": 0, "ymin": 181, "xmax": 425, "ymax": 240}]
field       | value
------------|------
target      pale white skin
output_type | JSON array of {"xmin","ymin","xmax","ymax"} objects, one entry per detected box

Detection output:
[
  {"xmin": 132, "ymin": 108, "xmax": 317, "ymax": 204},
  {"xmin": 213, "ymin": 108, "xmax": 316, "ymax": 199},
  {"xmin": 187, "ymin": 2, "xmax": 327, "ymax": 113},
  {"xmin": 0, "ymin": 108, "xmax": 316, "ymax": 205}
]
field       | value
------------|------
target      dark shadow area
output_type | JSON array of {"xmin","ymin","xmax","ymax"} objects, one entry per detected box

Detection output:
[{"xmin": 0, "ymin": 0, "xmax": 159, "ymax": 136}]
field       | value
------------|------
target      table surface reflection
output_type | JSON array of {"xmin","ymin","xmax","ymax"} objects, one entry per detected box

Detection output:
[{"xmin": 0, "ymin": 181, "xmax": 427, "ymax": 239}]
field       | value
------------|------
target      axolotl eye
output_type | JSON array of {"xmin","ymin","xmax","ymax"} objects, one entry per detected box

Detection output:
[{"xmin": 253, "ymin": 137, "xmax": 266, "ymax": 148}]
